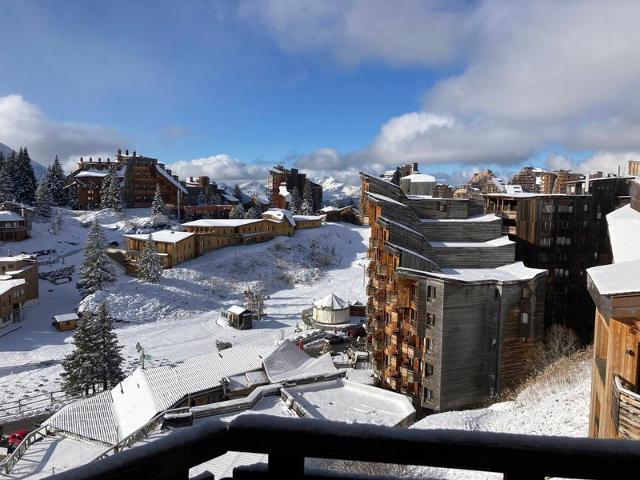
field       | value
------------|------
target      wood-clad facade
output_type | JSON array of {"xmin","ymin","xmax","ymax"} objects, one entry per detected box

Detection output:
[
  {"xmin": 124, "ymin": 232, "xmax": 196, "ymax": 268},
  {"xmin": 362, "ymin": 172, "xmax": 546, "ymax": 413}
]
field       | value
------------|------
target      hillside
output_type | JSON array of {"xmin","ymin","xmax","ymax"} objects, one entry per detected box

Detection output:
[
  {"xmin": 314, "ymin": 176, "xmax": 360, "ymax": 206},
  {"xmin": 0, "ymin": 141, "xmax": 49, "ymax": 179}
]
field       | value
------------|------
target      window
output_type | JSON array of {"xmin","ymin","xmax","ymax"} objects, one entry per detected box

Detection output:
[
  {"xmin": 425, "ymin": 337, "xmax": 433, "ymax": 351},
  {"xmin": 522, "ymin": 287, "xmax": 530, "ymax": 299},
  {"xmin": 427, "ymin": 285, "xmax": 436, "ymax": 300},
  {"xmin": 424, "ymin": 387, "xmax": 433, "ymax": 401},
  {"xmin": 521, "ymin": 313, "xmax": 529, "ymax": 325},
  {"xmin": 427, "ymin": 313, "xmax": 436, "ymax": 326},
  {"xmin": 425, "ymin": 363, "xmax": 434, "ymax": 376}
]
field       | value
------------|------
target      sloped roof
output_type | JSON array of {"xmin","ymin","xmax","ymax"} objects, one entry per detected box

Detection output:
[
  {"xmin": 313, "ymin": 293, "xmax": 349, "ymax": 310},
  {"xmin": 401, "ymin": 173, "xmax": 436, "ymax": 183},
  {"xmin": 606, "ymin": 204, "xmax": 640, "ymax": 264},
  {"xmin": 0, "ymin": 210, "xmax": 25, "ymax": 221},
  {"xmin": 228, "ymin": 305, "xmax": 249, "ymax": 315},
  {"xmin": 278, "ymin": 185, "xmax": 291, "ymax": 201},
  {"xmin": 588, "ymin": 259, "xmax": 640, "ymax": 296},
  {"xmin": 261, "ymin": 208, "xmax": 296, "ymax": 226},
  {"xmin": 182, "ymin": 219, "xmax": 263, "ymax": 228},
  {"xmin": 154, "ymin": 164, "xmax": 188, "ymax": 194},
  {"xmin": 124, "ymin": 230, "xmax": 194, "ymax": 244},
  {"xmin": 263, "ymin": 340, "xmax": 338, "ymax": 383}
]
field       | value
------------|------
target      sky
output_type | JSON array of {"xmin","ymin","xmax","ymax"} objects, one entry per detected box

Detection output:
[{"xmin": 1, "ymin": 0, "xmax": 640, "ymax": 186}]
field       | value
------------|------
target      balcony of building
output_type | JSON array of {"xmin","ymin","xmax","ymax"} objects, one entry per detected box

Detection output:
[
  {"xmin": 48, "ymin": 414, "xmax": 640, "ymax": 480},
  {"xmin": 614, "ymin": 376, "xmax": 640, "ymax": 440},
  {"xmin": 366, "ymin": 283, "xmax": 377, "ymax": 296},
  {"xmin": 377, "ymin": 263, "xmax": 388, "ymax": 277}
]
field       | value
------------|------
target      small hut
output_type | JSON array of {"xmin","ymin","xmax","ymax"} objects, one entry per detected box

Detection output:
[
  {"xmin": 227, "ymin": 305, "xmax": 253, "ymax": 330},
  {"xmin": 52, "ymin": 313, "xmax": 79, "ymax": 331},
  {"xmin": 312, "ymin": 293, "xmax": 350, "ymax": 325}
]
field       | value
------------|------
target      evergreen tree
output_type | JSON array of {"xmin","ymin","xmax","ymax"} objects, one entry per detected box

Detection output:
[
  {"xmin": 233, "ymin": 184, "xmax": 243, "ymax": 202},
  {"xmin": 0, "ymin": 151, "xmax": 17, "ymax": 201},
  {"xmin": 246, "ymin": 205, "xmax": 261, "ymax": 219},
  {"xmin": 48, "ymin": 156, "xmax": 68, "ymax": 206},
  {"xmin": 100, "ymin": 168, "xmax": 121, "ymax": 210},
  {"xmin": 151, "ymin": 184, "xmax": 165, "ymax": 216},
  {"xmin": 197, "ymin": 191, "xmax": 206, "ymax": 205},
  {"xmin": 14, "ymin": 148, "xmax": 37, "ymax": 205},
  {"xmin": 302, "ymin": 180, "xmax": 314, "ymax": 214},
  {"xmin": 229, "ymin": 203, "xmax": 245, "ymax": 219},
  {"xmin": 290, "ymin": 186, "xmax": 302, "ymax": 214},
  {"xmin": 137, "ymin": 234, "xmax": 163, "ymax": 282},
  {"xmin": 49, "ymin": 210, "xmax": 63, "ymax": 234},
  {"xmin": 67, "ymin": 182, "xmax": 80, "ymax": 209},
  {"xmin": 93, "ymin": 302, "xmax": 125, "ymax": 390},
  {"xmin": 210, "ymin": 193, "xmax": 222, "ymax": 205},
  {"xmin": 184, "ymin": 205, "xmax": 194, "ymax": 221},
  {"xmin": 77, "ymin": 220, "xmax": 117, "ymax": 297},
  {"xmin": 60, "ymin": 311, "xmax": 99, "ymax": 395},
  {"xmin": 35, "ymin": 172, "xmax": 53, "ymax": 217}
]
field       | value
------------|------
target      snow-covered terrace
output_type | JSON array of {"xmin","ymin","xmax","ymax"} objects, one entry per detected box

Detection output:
[
  {"xmin": 429, "ymin": 235, "xmax": 513, "ymax": 248},
  {"xmin": 124, "ymin": 230, "xmax": 194, "ymax": 244},
  {"xmin": 398, "ymin": 261, "xmax": 545, "ymax": 283},
  {"xmin": 182, "ymin": 218, "xmax": 263, "ymax": 228}
]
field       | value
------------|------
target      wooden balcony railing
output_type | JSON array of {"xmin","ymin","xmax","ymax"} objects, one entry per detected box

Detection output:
[
  {"xmin": 614, "ymin": 376, "xmax": 640, "ymax": 440},
  {"xmin": 377, "ymin": 263, "xmax": 388, "ymax": 277}
]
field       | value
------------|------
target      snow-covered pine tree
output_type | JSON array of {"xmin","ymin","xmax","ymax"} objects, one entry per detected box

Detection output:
[
  {"xmin": 77, "ymin": 220, "xmax": 117, "ymax": 297},
  {"xmin": 184, "ymin": 205, "xmax": 194, "ymax": 221},
  {"xmin": 151, "ymin": 184, "xmax": 165, "ymax": 216},
  {"xmin": 210, "ymin": 193, "xmax": 222, "ymax": 205},
  {"xmin": 246, "ymin": 205, "xmax": 261, "ymax": 219},
  {"xmin": 229, "ymin": 203, "xmax": 245, "ymax": 219},
  {"xmin": 302, "ymin": 180, "xmax": 314, "ymax": 214},
  {"xmin": 290, "ymin": 186, "xmax": 302, "ymax": 214},
  {"xmin": 100, "ymin": 170, "xmax": 114, "ymax": 209},
  {"xmin": 60, "ymin": 312, "xmax": 98, "ymax": 395},
  {"xmin": 233, "ymin": 184, "xmax": 243, "ymax": 202},
  {"xmin": 137, "ymin": 234, "xmax": 163, "ymax": 282},
  {"xmin": 14, "ymin": 148, "xmax": 37, "ymax": 205},
  {"xmin": 93, "ymin": 302, "xmax": 125, "ymax": 390},
  {"xmin": 49, "ymin": 210, "xmax": 63, "ymax": 234},
  {"xmin": 0, "ymin": 151, "xmax": 15, "ymax": 201},
  {"xmin": 48, "ymin": 155, "xmax": 68, "ymax": 206},
  {"xmin": 35, "ymin": 173, "xmax": 53, "ymax": 217},
  {"xmin": 67, "ymin": 182, "xmax": 80, "ymax": 209},
  {"xmin": 197, "ymin": 191, "xmax": 206, "ymax": 205}
]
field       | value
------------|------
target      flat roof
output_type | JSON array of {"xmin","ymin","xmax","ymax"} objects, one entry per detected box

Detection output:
[
  {"xmin": 0, "ymin": 210, "xmax": 25, "ymax": 221},
  {"xmin": 53, "ymin": 313, "xmax": 80, "ymax": 322},
  {"xmin": 182, "ymin": 219, "xmax": 263, "ymax": 228},
  {"xmin": 399, "ymin": 262, "xmax": 545, "ymax": 283},
  {"xmin": 124, "ymin": 230, "xmax": 194, "ymax": 243},
  {"xmin": 588, "ymin": 260, "xmax": 640, "ymax": 296},
  {"xmin": 430, "ymin": 236, "xmax": 513, "ymax": 248},
  {"xmin": 0, "ymin": 278, "xmax": 26, "ymax": 295}
]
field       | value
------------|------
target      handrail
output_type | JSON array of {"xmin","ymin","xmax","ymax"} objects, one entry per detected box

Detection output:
[
  {"xmin": 0, "ymin": 424, "xmax": 55, "ymax": 474},
  {"xmin": 44, "ymin": 415, "xmax": 640, "ymax": 480},
  {"xmin": 0, "ymin": 388, "xmax": 104, "ymax": 424}
]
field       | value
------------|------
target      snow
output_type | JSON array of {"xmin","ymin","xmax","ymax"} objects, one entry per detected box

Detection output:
[
  {"xmin": 0, "ymin": 210, "xmax": 25, "ymax": 221},
  {"xmin": 400, "ymin": 173, "xmax": 436, "ymax": 182},
  {"xmin": 293, "ymin": 214, "xmax": 325, "ymax": 221},
  {"xmin": 314, "ymin": 176, "xmax": 360, "ymax": 206},
  {"xmin": 406, "ymin": 262, "xmax": 547, "ymax": 283},
  {"xmin": 0, "ymin": 278, "xmax": 25, "ymax": 295},
  {"xmin": 154, "ymin": 164, "xmax": 188, "ymax": 194},
  {"xmin": 182, "ymin": 218, "xmax": 262, "ymax": 228},
  {"xmin": 52, "ymin": 313, "xmax": 79, "ymax": 323},
  {"xmin": 261, "ymin": 208, "xmax": 295, "ymax": 226},
  {"xmin": 606, "ymin": 203, "xmax": 640, "ymax": 264},
  {"xmin": 228, "ymin": 305, "xmax": 248, "ymax": 315},
  {"xmin": 313, "ymin": 292, "xmax": 349, "ymax": 309},
  {"xmin": 124, "ymin": 230, "xmax": 194, "ymax": 243},
  {"xmin": 420, "ymin": 213, "xmax": 500, "ymax": 223},
  {"xmin": 277, "ymin": 185, "xmax": 291, "ymax": 201},
  {"xmin": 430, "ymin": 236, "xmax": 513, "ymax": 248}
]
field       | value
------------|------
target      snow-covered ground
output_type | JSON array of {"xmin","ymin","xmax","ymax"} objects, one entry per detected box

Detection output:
[{"xmin": 0, "ymin": 208, "xmax": 370, "ymax": 408}]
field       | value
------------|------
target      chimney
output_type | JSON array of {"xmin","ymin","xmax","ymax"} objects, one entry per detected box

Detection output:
[
  {"xmin": 98, "ymin": 157, "xmax": 101, "ymax": 163},
  {"xmin": 89, "ymin": 157, "xmax": 93, "ymax": 162},
  {"xmin": 118, "ymin": 149, "xmax": 122, "ymax": 155},
  {"xmin": 133, "ymin": 150, "xmax": 136, "ymax": 157},
  {"xmin": 413, "ymin": 162, "xmax": 419, "ymax": 173},
  {"xmin": 80, "ymin": 157, "xmax": 83, "ymax": 162},
  {"xmin": 125, "ymin": 149, "xmax": 129, "ymax": 155},
  {"xmin": 107, "ymin": 157, "xmax": 111, "ymax": 163}
]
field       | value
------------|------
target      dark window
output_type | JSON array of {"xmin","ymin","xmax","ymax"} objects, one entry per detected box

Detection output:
[
  {"xmin": 427, "ymin": 313, "xmax": 436, "ymax": 326},
  {"xmin": 425, "ymin": 363, "xmax": 434, "ymax": 376},
  {"xmin": 424, "ymin": 387, "xmax": 433, "ymax": 401}
]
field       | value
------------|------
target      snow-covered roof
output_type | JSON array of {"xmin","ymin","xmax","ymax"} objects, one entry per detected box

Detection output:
[
  {"xmin": 228, "ymin": 305, "xmax": 249, "ymax": 315},
  {"xmin": 0, "ymin": 278, "xmax": 25, "ymax": 295},
  {"xmin": 430, "ymin": 236, "xmax": 513, "ymax": 248},
  {"xmin": 365, "ymin": 191, "xmax": 408, "ymax": 208},
  {"xmin": 399, "ymin": 262, "xmax": 545, "ymax": 283},
  {"xmin": 588, "ymin": 260, "xmax": 640, "ymax": 296},
  {"xmin": 75, "ymin": 167, "xmax": 126, "ymax": 179},
  {"xmin": 286, "ymin": 378, "xmax": 414, "ymax": 426},
  {"xmin": 263, "ymin": 340, "xmax": 338, "ymax": 383},
  {"xmin": 256, "ymin": 194, "xmax": 270, "ymax": 205},
  {"xmin": 125, "ymin": 230, "xmax": 194, "ymax": 244},
  {"xmin": 313, "ymin": 293, "xmax": 349, "ymax": 310},
  {"xmin": 182, "ymin": 219, "xmax": 263, "ymax": 228},
  {"xmin": 505, "ymin": 185, "xmax": 524, "ymax": 194},
  {"xmin": 154, "ymin": 164, "xmax": 188, "ymax": 194},
  {"xmin": 401, "ymin": 173, "xmax": 436, "ymax": 183},
  {"xmin": 261, "ymin": 208, "xmax": 296, "ymax": 226},
  {"xmin": 319, "ymin": 206, "xmax": 339, "ymax": 212},
  {"xmin": 0, "ymin": 254, "xmax": 34, "ymax": 263},
  {"xmin": 53, "ymin": 313, "xmax": 80, "ymax": 323},
  {"xmin": 606, "ymin": 204, "xmax": 640, "ymax": 264},
  {"xmin": 222, "ymin": 193, "xmax": 239, "ymax": 203},
  {"xmin": 0, "ymin": 210, "xmax": 25, "ymax": 221},
  {"xmin": 278, "ymin": 185, "xmax": 291, "ymax": 201},
  {"xmin": 293, "ymin": 214, "xmax": 325, "ymax": 221}
]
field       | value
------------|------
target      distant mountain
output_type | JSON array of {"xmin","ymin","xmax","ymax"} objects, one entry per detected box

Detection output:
[
  {"xmin": 314, "ymin": 176, "xmax": 360, "ymax": 207},
  {"xmin": 0, "ymin": 142, "xmax": 49, "ymax": 180},
  {"xmin": 239, "ymin": 180, "xmax": 269, "ymax": 197}
]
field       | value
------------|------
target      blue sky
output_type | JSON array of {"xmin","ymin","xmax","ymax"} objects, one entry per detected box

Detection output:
[{"xmin": 1, "ymin": 1, "xmax": 639, "ymax": 184}]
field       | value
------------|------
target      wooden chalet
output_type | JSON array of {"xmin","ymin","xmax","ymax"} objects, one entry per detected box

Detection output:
[
  {"xmin": 124, "ymin": 230, "xmax": 196, "ymax": 267},
  {"xmin": 0, "ymin": 254, "xmax": 39, "ymax": 302},
  {"xmin": 293, "ymin": 214, "xmax": 325, "ymax": 229},
  {"xmin": 226, "ymin": 305, "xmax": 254, "ymax": 330},
  {"xmin": 52, "ymin": 313, "xmax": 79, "ymax": 331},
  {"xmin": 182, "ymin": 219, "xmax": 274, "ymax": 254},
  {"xmin": 587, "ymin": 180, "xmax": 640, "ymax": 440}
]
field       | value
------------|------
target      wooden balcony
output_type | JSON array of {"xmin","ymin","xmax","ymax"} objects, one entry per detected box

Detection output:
[
  {"xmin": 371, "ymin": 337, "xmax": 384, "ymax": 352},
  {"xmin": 366, "ymin": 284, "xmax": 376, "ymax": 296},
  {"xmin": 385, "ymin": 320, "xmax": 398, "ymax": 335},
  {"xmin": 377, "ymin": 263, "xmax": 388, "ymax": 277},
  {"xmin": 391, "ymin": 333, "xmax": 399, "ymax": 346},
  {"xmin": 369, "ymin": 238, "xmax": 380, "ymax": 249},
  {"xmin": 372, "ymin": 297, "xmax": 386, "ymax": 310},
  {"xmin": 614, "ymin": 376, "xmax": 640, "ymax": 440},
  {"xmin": 384, "ymin": 344, "xmax": 397, "ymax": 356},
  {"xmin": 372, "ymin": 277, "xmax": 382, "ymax": 289},
  {"xmin": 388, "ymin": 291, "xmax": 398, "ymax": 304},
  {"xmin": 401, "ymin": 341, "xmax": 409, "ymax": 356},
  {"xmin": 408, "ymin": 345, "xmax": 420, "ymax": 359}
]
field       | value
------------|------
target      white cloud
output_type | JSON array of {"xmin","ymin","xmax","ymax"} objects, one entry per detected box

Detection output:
[
  {"xmin": 168, "ymin": 155, "xmax": 267, "ymax": 182},
  {"xmin": 0, "ymin": 95, "xmax": 125, "ymax": 170},
  {"xmin": 242, "ymin": 0, "xmax": 640, "ymax": 178},
  {"xmin": 547, "ymin": 151, "xmax": 640, "ymax": 177}
]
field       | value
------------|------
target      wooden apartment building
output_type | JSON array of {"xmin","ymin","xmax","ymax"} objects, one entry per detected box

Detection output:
[
  {"xmin": 0, "ymin": 254, "xmax": 39, "ymax": 329},
  {"xmin": 587, "ymin": 180, "xmax": 640, "ymax": 440},
  {"xmin": 269, "ymin": 166, "xmax": 323, "ymax": 212},
  {"xmin": 67, "ymin": 149, "xmax": 188, "ymax": 209},
  {"xmin": 362, "ymin": 172, "xmax": 546, "ymax": 413}
]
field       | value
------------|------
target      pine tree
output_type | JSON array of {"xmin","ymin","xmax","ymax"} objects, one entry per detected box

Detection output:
[
  {"xmin": 49, "ymin": 210, "xmax": 63, "ymax": 234},
  {"xmin": 290, "ymin": 186, "xmax": 302, "ymax": 214},
  {"xmin": 137, "ymin": 234, "xmax": 163, "ymax": 282},
  {"xmin": 0, "ymin": 151, "xmax": 17, "ymax": 202},
  {"xmin": 100, "ymin": 168, "xmax": 121, "ymax": 210},
  {"xmin": 197, "ymin": 191, "xmax": 206, "ymax": 205},
  {"xmin": 302, "ymin": 180, "xmax": 314, "ymax": 214},
  {"xmin": 77, "ymin": 220, "xmax": 117, "ymax": 297},
  {"xmin": 14, "ymin": 148, "xmax": 37, "ymax": 205},
  {"xmin": 210, "ymin": 193, "xmax": 222, "ymax": 205},
  {"xmin": 229, "ymin": 203, "xmax": 245, "ymax": 219},
  {"xmin": 151, "ymin": 184, "xmax": 165, "ymax": 216},
  {"xmin": 67, "ymin": 182, "xmax": 80, "ymax": 209},
  {"xmin": 93, "ymin": 302, "xmax": 125, "ymax": 390},
  {"xmin": 35, "ymin": 173, "xmax": 53, "ymax": 217},
  {"xmin": 48, "ymin": 155, "xmax": 68, "ymax": 206},
  {"xmin": 184, "ymin": 205, "xmax": 194, "ymax": 221},
  {"xmin": 246, "ymin": 205, "xmax": 261, "ymax": 219},
  {"xmin": 60, "ymin": 311, "xmax": 99, "ymax": 395},
  {"xmin": 234, "ymin": 184, "xmax": 243, "ymax": 202}
]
